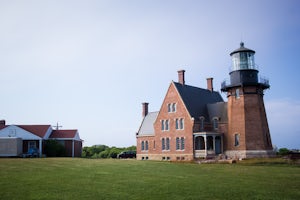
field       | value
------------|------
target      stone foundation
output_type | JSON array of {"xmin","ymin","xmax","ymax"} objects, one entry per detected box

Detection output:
[
  {"xmin": 224, "ymin": 150, "xmax": 276, "ymax": 159},
  {"xmin": 137, "ymin": 153, "xmax": 194, "ymax": 161}
]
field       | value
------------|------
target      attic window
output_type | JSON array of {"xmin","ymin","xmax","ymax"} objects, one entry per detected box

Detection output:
[{"xmin": 167, "ymin": 103, "xmax": 176, "ymax": 113}]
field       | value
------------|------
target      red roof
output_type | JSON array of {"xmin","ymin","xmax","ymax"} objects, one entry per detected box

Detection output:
[
  {"xmin": 18, "ymin": 125, "xmax": 51, "ymax": 138},
  {"xmin": 49, "ymin": 130, "xmax": 78, "ymax": 139}
]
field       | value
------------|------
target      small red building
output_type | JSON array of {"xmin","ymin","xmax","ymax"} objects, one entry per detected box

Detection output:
[
  {"xmin": 0, "ymin": 120, "xmax": 82, "ymax": 157},
  {"xmin": 136, "ymin": 43, "xmax": 274, "ymax": 161}
]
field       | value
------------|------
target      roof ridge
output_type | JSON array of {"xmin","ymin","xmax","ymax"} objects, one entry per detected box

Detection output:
[{"xmin": 173, "ymin": 81, "xmax": 218, "ymax": 93}]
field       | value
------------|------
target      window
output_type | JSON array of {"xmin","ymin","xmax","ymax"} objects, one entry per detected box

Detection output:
[
  {"xmin": 162, "ymin": 138, "xmax": 169, "ymax": 151},
  {"xmin": 200, "ymin": 117, "xmax": 205, "ymax": 131},
  {"xmin": 179, "ymin": 119, "xmax": 184, "ymax": 130},
  {"xmin": 181, "ymin": 137, "xmax": 185, "ymax": 150},
  {"xmin": 213, "ymin": 118, "xmax": 219, "ymax": 130},
  {"xmin": 145, "ymin": 141, "xmax": 148, "ymax": 151},
  {"xmin": 176, "ymin": 137, "xmax": 185, "ymax": 150},
  {"xmin": 234, "ymin": 134, "xmax": 240, "ymax": 146},
  {"xmin": 168, "ymin": 103, "xmax": 176, "ymax": 112},
  {"xmin": 235, "ymin": 88, "xmax": 240, "ymax": 99},
  {"xmin": 172, "ymin": 103, "xmax": 176, "ymax": 112},
  {"xmin": 176, "ymin": 137, "xmax": 180, "ymax": 150},
  {"xmin": 141, "ymin": 141, "xmax": 145, "ymax": 151},
  {"xmin": 161, "ymin": 119, "xmax": 169, "ymax": 131},
  {"xmin": 166, "ymin": 138, "xmax": 170, "ymax": 150},
  {"xmin": 175, "ymin": 118, "xmax": 184, "ymax": 130},
  {"xmin": 28, "ymin": 141, "xmax": 36, "ymax": 149},
  {"xmin": 168, "ymin": 104, "xmax": 171, "ymax": 112},
  {"xmin": 162, "ymin": 138, "xmax": 165, "ymax": 150},
  {"xmin": 165, "ymin": 119, "xmax": 169, "ymax": 130},
  {"xmin": 153, "ymin": 141, "xmax": 156, "ymax": 149}
]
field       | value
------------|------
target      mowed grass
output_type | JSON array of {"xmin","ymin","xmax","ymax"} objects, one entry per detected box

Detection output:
[{"xmin": 0, "ymin": 158, "xmax": 299, "ymax": 200}]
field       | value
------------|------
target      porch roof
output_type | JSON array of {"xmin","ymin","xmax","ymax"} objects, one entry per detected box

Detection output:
[{"xmin": 193, "ymin": 132, "xmax": 223, "ymax": 137}]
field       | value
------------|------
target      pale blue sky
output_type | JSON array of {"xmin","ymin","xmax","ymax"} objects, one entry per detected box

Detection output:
[{"xmin": 0, "ymin": 0, "xmax": 299, "ymax": 149}]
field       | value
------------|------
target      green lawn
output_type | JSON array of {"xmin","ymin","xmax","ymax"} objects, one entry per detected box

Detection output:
[{"xmin": 0, "ymin": 158, "xmax": 299, "ymax": 200}]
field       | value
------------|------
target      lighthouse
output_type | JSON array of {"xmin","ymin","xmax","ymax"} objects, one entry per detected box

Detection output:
[{"xmin": 221, "ymin": 42, "xmax": 274, "ymax": 158}]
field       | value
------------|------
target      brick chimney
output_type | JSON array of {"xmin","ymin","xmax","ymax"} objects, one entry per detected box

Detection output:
[
  {"xmin": 0, "ymin": 120, "xmax": 5, "ymax": 126},
  {"xmin": 142, "ymin": 102, "xmax": 149, "ymax": 117},
  {"xmin": 178, "ymin": 70, "xmax": 185, "ymax": 85},
  {"xmin": 206, "ymin": 77, "xmax": 213, "ymax": 92}
]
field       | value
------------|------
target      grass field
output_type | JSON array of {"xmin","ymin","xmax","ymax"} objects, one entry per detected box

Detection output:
[{"xmin": 0, "ymin": 158, "xmax": 299, "ymax": 200}]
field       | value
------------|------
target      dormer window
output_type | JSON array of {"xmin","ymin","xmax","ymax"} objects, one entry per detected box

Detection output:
[
  {"xmin": 199, "ymin": 117, "xmax": 205, "ymax": 131},
  {"xmin": 212, "ymin": 117, "xmax": 219, "ymax": 130}
]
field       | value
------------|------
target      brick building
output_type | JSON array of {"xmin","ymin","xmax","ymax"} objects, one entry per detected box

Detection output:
[
  {"xmin": 0, "ymin": 120, "xmax": 82, "ymax": 157},
  {"xmin": 136, "ymin": 43, "xmax": 274, "ymax": 161}
]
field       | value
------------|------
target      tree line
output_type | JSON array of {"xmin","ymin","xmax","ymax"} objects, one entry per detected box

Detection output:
[{"xmin": 82, "ymin": 145, "xmax": 136, "ymax": 158}]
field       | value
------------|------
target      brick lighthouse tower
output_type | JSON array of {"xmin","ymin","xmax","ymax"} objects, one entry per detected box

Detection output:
[{"xmin": 221, "ymin": 42, "xmax": 274, "ymax": 158}]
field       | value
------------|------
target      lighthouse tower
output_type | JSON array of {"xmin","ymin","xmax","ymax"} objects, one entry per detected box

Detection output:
[{"xmin": 221, "ymin": 42, "xmax": 274, "ymax": 158}]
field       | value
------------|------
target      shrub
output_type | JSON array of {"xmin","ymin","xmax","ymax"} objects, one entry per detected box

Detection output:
[
  {"xmin": 44, "ymin": 140, "xmax": 66, "ymax": 157},
  {"xmin": 278, "ymin": 148, "xmax": 290, "ymax": 156}
]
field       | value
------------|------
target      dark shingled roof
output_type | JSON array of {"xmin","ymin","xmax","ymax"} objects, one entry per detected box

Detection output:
[
  {"xmin": 173, "ymin": 82, "xmax": 224, "ymax": 121},
  {"xmin": 207, "ymin": 102, "xmax": 228, "ymax": 123},
  {"xmin": 230, "ymin": 42, "xmax": 255, "ymax": 56}
]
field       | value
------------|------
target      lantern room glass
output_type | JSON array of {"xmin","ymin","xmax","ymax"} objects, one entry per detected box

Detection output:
[{"xmin": 231, "ymin": 52, "xmax": 256, "ymax": 71}]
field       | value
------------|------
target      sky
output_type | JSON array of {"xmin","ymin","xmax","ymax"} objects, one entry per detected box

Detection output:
[{"xmin": 0, "ymin": 0, "xmax": 299, "ymax": 149}]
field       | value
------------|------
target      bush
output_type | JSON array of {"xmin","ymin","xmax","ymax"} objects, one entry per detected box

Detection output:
[
  {"xmin": 82, "ymin": 145, "xmax": 136, "ymax": 158},
  {"xmin": 278, "ymin": 148, "xmax": 290, "ymax": 156},
  {"xmin": 44, "ymin": 140, "xmax": 66, "ymax": 157}
]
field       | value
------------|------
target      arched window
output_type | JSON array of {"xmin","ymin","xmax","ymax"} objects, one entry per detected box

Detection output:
[{"xmin": 161, "ymin": 120, "xmax": 165, "ymax": 131}]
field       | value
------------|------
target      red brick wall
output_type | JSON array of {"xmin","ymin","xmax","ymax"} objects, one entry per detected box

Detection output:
[
  {"xmin": 137, "ymin": 83, "xmax": 194, "ymax": 161},
  {"xmin": 225, "ymin": 86, "xmax": 272, "ymax": 152}
]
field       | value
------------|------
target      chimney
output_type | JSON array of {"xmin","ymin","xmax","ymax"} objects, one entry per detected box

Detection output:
[
  {"xmin": 206, "ymin": 77, "xmax": 214, "ymax": 92},
  {"xmin": 142, "ymin": 102, "xmax": 149, "ymax": 117},
  {"xmin": 0, "ymin": 120, "xmax": 5, "ymax": 126},
  {"xmin": 178, "ymin": 70, "xmax": 185, "ymax": 85}
]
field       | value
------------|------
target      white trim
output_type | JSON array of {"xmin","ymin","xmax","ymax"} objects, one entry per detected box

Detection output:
[{"xmin": 0, "ymin": 125, "xmax": 42, "ymax": 140}]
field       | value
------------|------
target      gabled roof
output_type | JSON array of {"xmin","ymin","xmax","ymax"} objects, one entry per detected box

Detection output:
[
  {"xmin": 17, "ymin": 125, "xmax": 52, "ymax": 138},
  {"xmin": 137, "ymin": 112, "xmax": 158, "ymax": 136},
  {"xmin": 173, "ymin": 82, "xmax": 224, "ymax": 121},
  {"xmin": 49, "ymin": 130, "xmax": 78, "ymax": 139}
]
